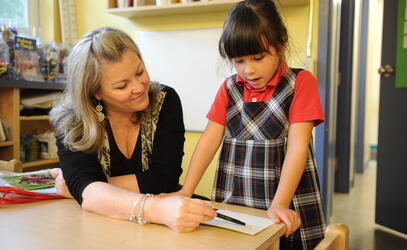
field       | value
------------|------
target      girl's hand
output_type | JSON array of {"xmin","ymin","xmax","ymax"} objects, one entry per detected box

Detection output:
[
  {"xmin": 148, "ymin": 196, "xmax": 216, "ymax": 233},
  {"xmin": 267, "ymin": 204, "xmax": 301, "ymax": 237},
  {"xmin": 49, "ymin": 168, "xmax": 74, "ymax": 199},
  {"xmin": 157, "ymin": 189, "xmax": 191, "ymax": 198}
]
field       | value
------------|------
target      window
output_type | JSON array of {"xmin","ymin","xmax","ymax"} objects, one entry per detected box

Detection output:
[{"xmin": 0, "ymin": 0, "xmax": 39, "ymax": 28}]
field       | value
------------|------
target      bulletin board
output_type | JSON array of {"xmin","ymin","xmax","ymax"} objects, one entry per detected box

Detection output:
[{"xmin": 135, "ymin": 28, "xmax": 232, "ymax": 131}]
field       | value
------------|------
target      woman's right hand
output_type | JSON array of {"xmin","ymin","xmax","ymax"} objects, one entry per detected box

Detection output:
[
  {"xmin": 146, "ymin": 196, "xmax": 216, "ymax": 233},
  {"xmin": 49, "ymin": 168, "xmax": 74, "ymax": 199}
]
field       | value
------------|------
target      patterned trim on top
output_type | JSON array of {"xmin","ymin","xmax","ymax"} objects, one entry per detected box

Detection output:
[{"xmin": 140, "ymin": 91, "xmax": 166, "ymax": 172}]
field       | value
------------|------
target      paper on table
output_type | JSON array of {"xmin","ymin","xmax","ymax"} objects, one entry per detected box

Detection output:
[{"xmin": 202, "ymin": 209, "xmax": 274, "ymax": 235}]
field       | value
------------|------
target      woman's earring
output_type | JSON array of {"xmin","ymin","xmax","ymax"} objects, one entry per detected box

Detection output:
[{"xmin": 96, "ymin": 100, "xmax": 105, "ymax": 122}]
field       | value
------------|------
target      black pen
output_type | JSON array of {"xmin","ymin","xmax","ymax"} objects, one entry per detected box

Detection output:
[{"xmin": 214, "ymin": 209, "xmax": 246, "ymax": 226}]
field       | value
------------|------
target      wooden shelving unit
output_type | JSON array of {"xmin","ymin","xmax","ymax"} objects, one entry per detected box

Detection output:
[
  {"xmin": 0, "ymin": 79, "xmax": 66, "ymax": 90},
  {"xmin": 22, "ymin": 158, "xmax": 59, "ymax": 168},
  {"xmin": 106, "ymin": 0, "xmax": 309, "ymax": 18},
  {"xmin": 20, "ymin": 115, "xmax": 50, "ymax": 121},
  {"xmin": 107, "ymin": 0, "xmax": 240, "ymax": 17},
  {"xmin": 22, "ymin": 158, "xmax": 59, "ymax": 172},
  {"xmin": 0, "ymin": 79, "xmax": 65, "ymax": 172},
  {"xmin": 0, "ymin": 141, "xmax": 13, "ymax": 147}
]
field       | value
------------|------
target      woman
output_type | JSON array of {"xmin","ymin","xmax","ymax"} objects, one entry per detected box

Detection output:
[{"xmin": 50, "ymin": 27, "xmax": 216, "ymax": 232}]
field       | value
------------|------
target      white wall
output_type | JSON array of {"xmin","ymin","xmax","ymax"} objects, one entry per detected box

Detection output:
[
  {"xmin": 364, "ymin": 0, "xmax": 384, "ymax": 164},
  {"xmin": 135, "ymin": 28, "xmax": 228, "ymax": 132}
]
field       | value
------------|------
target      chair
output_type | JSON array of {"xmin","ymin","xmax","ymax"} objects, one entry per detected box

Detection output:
[
  {"xmin": 314, "ymin": 223, "xmax": 349, "ymax": 250},
  {"xmin": 0, "ymin": 159, "xmax": 23, "ymax": 172}
]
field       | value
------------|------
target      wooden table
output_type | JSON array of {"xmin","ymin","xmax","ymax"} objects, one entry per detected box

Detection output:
[{"xmin": 0, "ymin": 199, "xmax": 286, "ymax": 250}]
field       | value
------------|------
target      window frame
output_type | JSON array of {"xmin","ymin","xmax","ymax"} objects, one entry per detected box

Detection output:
[{"xmin": 26, "ymin": 0, "xmax": 40, "ymax": 28}]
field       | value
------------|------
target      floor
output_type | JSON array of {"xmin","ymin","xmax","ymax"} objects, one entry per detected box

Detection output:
[{"xmin": 330, "ymin": 161, "xmax": 407, "ymax": 250}]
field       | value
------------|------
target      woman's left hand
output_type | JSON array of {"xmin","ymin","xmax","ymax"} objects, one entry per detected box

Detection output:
[
  {"xmin": 267, "ymin": 204, "xmax": 301, "ymax": 237},
  {"xmin": 49, "ymin": 168, "xmax": 73, "ymax": 199}
]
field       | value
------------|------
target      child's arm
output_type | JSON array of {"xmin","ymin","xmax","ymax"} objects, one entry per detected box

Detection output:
[
  {"xmin": 180, "ymin": 120, "xmax": 225, "ymax": 197},
  {"xmin": 267, "ymin": 121, "xmax": 314, "ymax": 236}
]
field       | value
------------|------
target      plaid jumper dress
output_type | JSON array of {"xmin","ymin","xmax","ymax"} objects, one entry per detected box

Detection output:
[{"xmin": 212, "ymin": 68, "xmax": 326, "ymax": 249}]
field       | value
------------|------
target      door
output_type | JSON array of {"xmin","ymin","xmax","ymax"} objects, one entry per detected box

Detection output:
[
  {"xmin": 335, "ymin": 0, "xmax": 354, "ymax": 193},
  {"xmin": 375, "ymin": 0, "xmax": 407, "ymax": 234}
]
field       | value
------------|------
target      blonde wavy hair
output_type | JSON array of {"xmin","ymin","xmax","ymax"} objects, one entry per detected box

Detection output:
[{"xmin": 50, "ymin": 27, "xmax": 146, "ymax": 153}]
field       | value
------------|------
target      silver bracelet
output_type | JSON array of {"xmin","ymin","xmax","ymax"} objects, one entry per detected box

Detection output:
[
  {"xmin": 129, "ymin": 197, "xmax": 142, "ymax": 223},
  {"xmin": 137, "ymin": 193, "xmax": 153, "ymax": 224}
]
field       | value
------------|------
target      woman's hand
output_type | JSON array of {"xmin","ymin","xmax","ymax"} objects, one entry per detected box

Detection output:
[
  {"xmin": 267, "ymin": 204, "xmax": 301, "ymax": 237},
  {"xmin": 146, "ymin": 196, "xmax": 216, "ymax": 233},
  {"xmin": 49, "ymin": 168, "xmax": 73, "ymax": 199}
]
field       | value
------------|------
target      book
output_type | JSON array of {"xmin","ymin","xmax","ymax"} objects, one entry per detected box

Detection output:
[
  {"xmin": 202, "ymin": 209, "xmax": 274, "ymax": 235},
  {"xmin": 0, "ymin": 170, "xmax": 62, "ymax": 205},
  {"xmin": 1, "ymin": 171, "xmax": 55, "ymax": 190},
  {"xmin": 20, "ymin": 91, "xmax": 62, "ymax": 108},
  {"xmin": 13, "ymin": 36, "xmax": 41, "ymax": 81},
  {"xmin": 0, "ymin": 118, "xmax": 6, "ymax": 141},
  {"xmin": 0, "ymin": 170, "xmax": 62, "ymax": 204}
]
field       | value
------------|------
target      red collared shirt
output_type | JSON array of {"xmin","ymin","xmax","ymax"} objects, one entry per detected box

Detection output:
[{"xmin": 207, "ymin": 63, "xmax": 324, "ymax": 126}]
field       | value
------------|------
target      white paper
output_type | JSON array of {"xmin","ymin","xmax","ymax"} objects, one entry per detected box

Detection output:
[{"xmin": 202, "ymin": 209, "xmax": 274, "ymax": 235}]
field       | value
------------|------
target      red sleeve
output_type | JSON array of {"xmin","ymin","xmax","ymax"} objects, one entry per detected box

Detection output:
[
  {"xmin": 289, "ymin": 70, "xmax": 324, "ymax": 126},
  {"xmin": 206, "ymin": 80, "xmax": 228, "ymax": 126}
]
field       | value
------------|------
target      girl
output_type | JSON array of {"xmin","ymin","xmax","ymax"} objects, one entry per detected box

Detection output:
[{"xmin": 177, "ymin": 0, "xmax": 325, "ymax": 248}]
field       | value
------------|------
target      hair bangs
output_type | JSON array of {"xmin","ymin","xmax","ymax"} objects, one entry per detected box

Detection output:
[
  {"xmin": 219, "ymin": 6, "xmax": 269, "ymax": 59},
  {"xmin": 92, "ymin": 35, "xmax": 127, "ymax": 62},
  {"xmin": 86, "ymin": 28, "xmax": 139, "ymax": 63}
]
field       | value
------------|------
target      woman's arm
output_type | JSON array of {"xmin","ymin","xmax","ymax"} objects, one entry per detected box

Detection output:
[
  {"xmin": 108, "ymin": 175, "xmax": 140, "ymax": 193},
  {"xmin": 180, "ymin": 120, "xmax": 225, "ymax": 197},
  {"xmin": 55, "ymin": 139, "xmax": 109, "ymax": 204},
  {"xmin": 51, "ymin": 169, "xmax": 140, "ymax": 198},
  {"xmin": 51, "ymin": 168, "xmax": 216, "ymax": 232},
  {"xmin": 267, "ymin": 121, "xmax": 313, "ymax": 236},
  {"xmin": 81, "ymin": 181, "xmax": 216, "ymax": 232}
]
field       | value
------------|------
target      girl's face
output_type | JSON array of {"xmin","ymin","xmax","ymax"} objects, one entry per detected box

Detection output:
[
  {"xmin": 95, "ymin": 49, "xmax": 150, "ymax": 117},
  {"xmin": 231, "ymin": 46, "xmax": 281, "ymax": 89}
]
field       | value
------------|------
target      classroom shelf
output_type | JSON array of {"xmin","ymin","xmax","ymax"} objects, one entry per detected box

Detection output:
[
  {"xmin": 22, "ymin": 158, "xmax": 59, "ymax": 169},
  {"xmin": 0, "ymin": 79, "xmax": 66, "ymax": 90},
  {"xmin": 0, "ymin": 81, "xmax": 62, "ymax": 172},
  {"xmin": 0, "ymin": 141, "xmax": 13, "ymax": 147},
  {"xmin": 20, "ymin": 115, "xmax": 50, "ymax": 121},
  {"xmin": 107, "ymin": 0, "xmax": 239, "ymax": 17},
  {"xmin": 107, "ymin": 0, "xmax": 309, "ymax": 18}
]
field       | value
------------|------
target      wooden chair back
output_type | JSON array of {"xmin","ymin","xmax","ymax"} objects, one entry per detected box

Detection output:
[{"xmin": 314, "ymin": 223, "xmax": 349, "ymax": 250}]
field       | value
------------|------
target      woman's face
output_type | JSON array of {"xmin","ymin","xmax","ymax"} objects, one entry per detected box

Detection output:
[{"xmin": 95, "ymin": 49, "xmax": 150, "ymax": 117}]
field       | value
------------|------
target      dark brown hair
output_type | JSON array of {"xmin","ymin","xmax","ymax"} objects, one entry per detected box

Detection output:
[{"xmin": 219, "ymin": 0, "xmax": 288, "ymax": 59}]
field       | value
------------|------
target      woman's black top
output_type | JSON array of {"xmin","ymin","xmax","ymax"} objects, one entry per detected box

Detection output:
[{"xmin": 56, "ymin": 85, "xmax": 185, "ymax": 204}]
